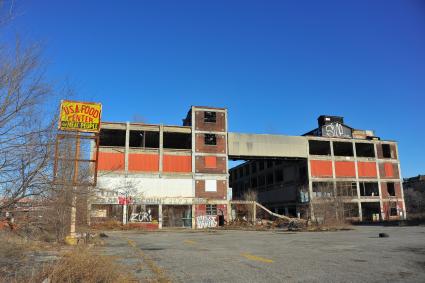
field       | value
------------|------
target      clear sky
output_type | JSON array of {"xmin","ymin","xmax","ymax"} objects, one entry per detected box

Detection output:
[{"xmin": 4, "ymin": 0, "xmax": 425, "ymax": 177}]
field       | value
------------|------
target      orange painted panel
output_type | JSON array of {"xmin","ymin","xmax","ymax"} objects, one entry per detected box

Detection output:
[
  {"xmin": 98, "ymin": 152, "xmax": 125, "ymax": 171},
  {"xmin": 205, "ymin": 156, "xmax": 217, "ymax": 168},
  {"xmin": 310, "ymin": 160, "xmax": 333, "ymax": 177},
  {"xmin": 384, "ymin": 163, "xmax": 394, "ymax": 177},
  {"xmin": 129, "ymin": 153, "xmax": 159, "ymax": 172},
  {"xmin": 335, "ymin": 161, "xmax": 356, "ymax": 177},
  {"xmin": 163, "ymin": 155, "xmax": 191, "ymax": 173},
  {"xmin": 357, "ymin": 162, "xmax": 377, "ymax": 178}
]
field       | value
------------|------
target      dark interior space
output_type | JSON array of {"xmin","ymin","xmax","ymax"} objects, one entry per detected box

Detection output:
[
  {"xmin": 356, "ymin": 143, "xmax": 375, "ymax": 158},
  {"xmin": 333, "ymin": 141, "xmax": 354, "ymax": 156},
  {"xmin": 309, "ymin": 140, "xmax": 331, "ymax": 155},
  {"xmin": 129, "ymin": 131, "xmax": 159, "ymax": 148},
  {"xmin": 361, "ymin": 202, "xmax": 381, "ymax": 221},
  {"xmin": 382, "ymin": 144, "xmax": 392, "ymax": 158},
  {"xmin": 359, "ymin": 182, "xmax": 379, "ymax": 196},
  {"xmin": 387, "ymin": 182, "xmax": 395, "ymax": 196},
  {"xmin": 99, "ymin": 129, "xmax": 126, "ymax": 146},
  {"xmin": 204, "ymin": 111, "xmax": 216, "ymax": 123},
  {"xmin": 163, "ymin": 132, "xmax": 191, "ymax": 149}
]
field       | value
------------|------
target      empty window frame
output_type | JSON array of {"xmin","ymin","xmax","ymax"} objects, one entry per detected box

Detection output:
[
  {"xmin": 266, "ymin": 173, "xmax": 274, "ymax": 185},
  {"xmin": 251, "ymin": 177, "xmax": 257, "ymax": 188},
  {"xmin": 259, "ymin": 161, "xmax": 265, "ymax": 171},
  {"xmin": 312, "ymin": 182, "xmax": 334, "ymax": 198},
  {"xmin": 343, "ymin": 203, "xmax": 359, "ymax": 218},
  {"xmin": 309, "ymin": 140, "xmax": 331, "ymax": 155},
  {"xmin": 163, "ymin": 132, "xmax": 191, "ymax": 149},
  {"xmin": 204, "ymin": 111, "xmax": 217, "ymax": 123},
  {"xmin": 275, "ymin": 170, "xmax": 284, "ymax": 182},
  {"xmin": 100, "ymin": 129, "xmax": 126, "ymax": 147},
  {"xmin": 243, "ymin": 165, "xmax": 249, "ymax": 176},
  {"xmin": 258, "ymin": 175, "xmax": 266, "ymax": 186},
  {"xmin": 251, "ymin": 162, "xmax": 257, "ymax": 173},
  {"xmin": 336, "ymin": 182, "xmax": 357, "ymax": 197},
  {"xmin": 206, "ymin": 204, "xmax": 217, "ymax": 215},
  {"xmin": 389, "ymin": 202, "xmax": 397, "ymax": 216},
  {"xmin": 129, "ymin": 131, "xmax": 160, "ymax": 148},
  {"xmin": 359, "ymin": 182, "xmax": 379, "ymax": 196},
  {"xmin": 204, "ymin": 134, "xmax": 217, "ymax": 145},
  {"xmin": 333, "ymin": 141, "xmax": 354, "ymax": 157},
  {"xmin": 267, "ymin": 160, "xmax": 273, "ymax": 168},
  {"xmin": 382, "ymin": 144, "xmax": 392, "ymax": 158},
  {"xmin": 355, "ymin": 143, "xmax": 375, "ymax": 158},
  {"xmin": 387, "ymin": 182, "xmax": 396, "ymax": 196}
]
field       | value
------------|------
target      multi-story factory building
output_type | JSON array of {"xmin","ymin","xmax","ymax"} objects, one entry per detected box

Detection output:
[
  {"xmin": 90, "ymin": 106, "xmax": 406, "ymax": 228},
  {"xmin": 230, "ymin": 115, "xmax": 406, "ymax": 222}
]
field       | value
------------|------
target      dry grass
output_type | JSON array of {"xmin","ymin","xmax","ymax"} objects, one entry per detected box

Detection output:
[{"xmin": 36, "ymin": 247, "xmax": 136, "ymax": 283}]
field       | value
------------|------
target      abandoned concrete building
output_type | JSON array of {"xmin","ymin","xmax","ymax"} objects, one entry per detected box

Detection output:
[{"xmin": 90, "ymin": 106, "xmax": 406, "ymax": 228}]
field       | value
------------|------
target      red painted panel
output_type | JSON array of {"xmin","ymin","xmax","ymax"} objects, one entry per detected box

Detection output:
[
  {"xmin": 98, "ymin": 152, "xmax": 125, "ymax": 171},
  {"xmin": 129, "ymin": 153, "xmax": 159, "ymax": 172},
  {"xmin": 204, "ymin": 156, "xmax": 217, "ymax": 168},
  {"xmin": 335, "ymin": 161, "xmax": 356, "ymax": 177},
  {"xmin": 163, "ymin": 155, "xmax": 192, "ymax": 173},
  {"xmin": 310, "ymin": 160, "xmax": 333, "ymax": 177},
  {"xmin": 357, "ymin": 162, "xmax": 377, "ymax": 178},
  {"xmin": 384, "ymin": 163, "xmax": 394, "ymax": 177}
]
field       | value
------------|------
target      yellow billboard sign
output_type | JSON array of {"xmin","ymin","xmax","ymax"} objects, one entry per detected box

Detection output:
[{"xmin": 59, "ymin": 100, "xmax": 102, "ymax": 132}]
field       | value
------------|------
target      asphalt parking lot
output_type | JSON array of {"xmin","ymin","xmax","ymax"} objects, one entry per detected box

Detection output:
[{"xmin": 100, "ymin": 226, "xmax": 425, "ymax": 283}]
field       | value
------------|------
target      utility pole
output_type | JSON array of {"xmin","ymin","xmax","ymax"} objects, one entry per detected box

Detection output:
[{"xmin": 65, "ymin": 132, "xmax": 80, "ymax": 244}]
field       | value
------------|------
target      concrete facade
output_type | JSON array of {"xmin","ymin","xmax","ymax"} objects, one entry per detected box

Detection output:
[{"xmin": 91, "ymin": 109, "xmax": 406, "ymax": 228}]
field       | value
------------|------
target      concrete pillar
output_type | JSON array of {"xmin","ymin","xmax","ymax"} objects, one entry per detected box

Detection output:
[
  {"xmin": 123, "ymin": 203, "xmax": 127, "ymax": 225},
  {"xmin": 158, "ymin": 204, "xmax": 163, "ymax": 229},
  {"xmin": 352, "ymin": 141, "xmax": 362, "ymax": 221},
  {"xmin": 192, "ymin": 204, "xmax": 196, "ymax": 229},
  {"xmin": 159, "ymin": 124, "xmax": 163, "ymax": 174},
  {"xmin": 374, "ymin": 143, "xmax": 384, "ymax": 221}
]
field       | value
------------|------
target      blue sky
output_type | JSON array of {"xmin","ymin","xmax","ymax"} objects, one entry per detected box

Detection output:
[{"xmin": 3, "ymin": 0, "xmax": 425, "ymax": 176}]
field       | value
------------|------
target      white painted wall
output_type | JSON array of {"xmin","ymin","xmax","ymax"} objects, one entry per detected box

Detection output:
[{"xmin": 97, "ymin": 176, "xmax": 194, "ymax": 198}]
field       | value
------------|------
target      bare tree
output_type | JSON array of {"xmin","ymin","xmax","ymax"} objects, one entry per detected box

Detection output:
[{"xmin": 0, "ymin": 38, "xmax": 56, "ymax": 212}]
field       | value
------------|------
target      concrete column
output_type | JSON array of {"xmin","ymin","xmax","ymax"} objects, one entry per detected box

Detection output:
[
  {"xmin": 125, "ymin": 122, "xmax": 130, "ymax": 172},
  {"xmin": 158, "ymin": 204, "xmax": 163, "ymax": 229},
  {"xmin": 306, "ymin": 140, "xmax": 315, "ymax": 221},
  {"xmin": 395, "ymin": 143, "xmax": 407, "ymax": 219},
  {"xmin": 123, "ymin": 203, "xmax": 127, "ymax": 225},
  {"xmin": 159, "ymin": 124, "xmax": 163, "ymax": 174},
  {"xmin": 352, "ymin": 141, "xmax": 362, "ymax": 221},
  {"xmin": 192, "ymin": 204, "xmax": 196, "ymax": 229},
  {"xmin": 374, "ymin": 143, "xmax": 384, "ymax": 221}
]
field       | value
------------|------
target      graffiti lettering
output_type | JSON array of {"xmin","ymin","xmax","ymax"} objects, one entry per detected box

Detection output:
[
  {"xmin": 196, "ymin": 215, "xmax": 217, "ymax": 229},
  {"xmin": 323, "ymin": 123, "xmax": 351, "ymax": 138},
  {"xmin": 130, "ymin": 209, "xmax": 152, "ymax": 222}
]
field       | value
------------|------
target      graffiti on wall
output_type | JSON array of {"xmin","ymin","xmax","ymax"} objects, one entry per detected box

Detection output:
[
  {"xmin": 196, "ymin": 215, "xmax": 217, "ymax": 229},
  {"xmin": 322, "ymin": 123, "xmax": 352, "ymax": 138},
  {"xmin": 130, "ymin": 209, "xmax": 152, "ymax": 222}
]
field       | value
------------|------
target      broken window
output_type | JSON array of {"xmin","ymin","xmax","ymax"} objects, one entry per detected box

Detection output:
[
  {"xmin": 382, "ymin": 144, "xmax": 392, "ymax": 158},
  {"xmin": 356, "ymin": 143, "xmax": 375, "ymax": 158},
  {"xmin": 312, "ymin": 182, "xmax": 334, "ymax": 198},
  {"xmin": 336, "ymin": 182, "xmax": 357, "ymax": 197},
  {"xmin": 130, "ymin": 131, "xmax": 159, "ymax": 148},
  {"xmin": 333, "ymin": 141, "xmax": 354, "ymax": 157},
  {"xmin": 266, "ymin": 173, "xmax": 274, "ymax": 185},
  {"xmin": 244, "ymin": 165, "xmax": 249, "ymax": 176},
  {"xmin": 204, "ymin": 111, "xmax": 217, "ymax": 123},
  {"xmin": 163, "ymin": 132, "xmax": 191, "ymax": 149},
  {"xmin": 204, "ymin": 134, "xmax": 217, "ymax": 145},
  {"xmin": 359, "ymin": 182, "xmax": 379, "ymax": 196},
  {"xmin": 275, "ymin": 170, "xmax": 284, "ymax": 182},
  {"xmin": 267, "ymin": 160, "xmax": 273, "ymax": 168},
  {"xmin": 387, "ymin": 182, "xmax": 396, "ymax": 196},
  {"xmin": 100, "ymin": 129, "xmax": 126, "ymax": 147},
  {"xmin": 206, "ymin": 204, "xmax": 217, "ymax": 215},
  {"xmin": 309, "ymin": 140, "xmax": 331, "ymax": 155}
]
